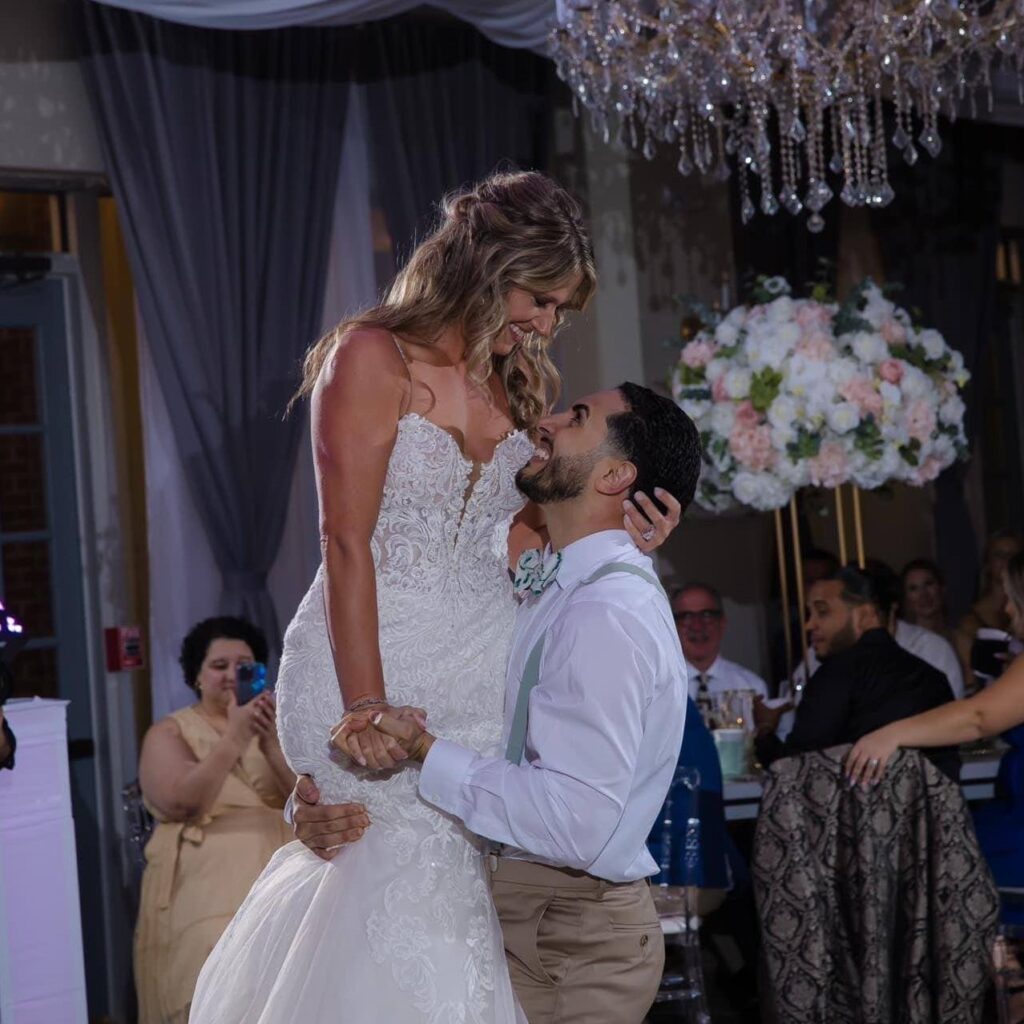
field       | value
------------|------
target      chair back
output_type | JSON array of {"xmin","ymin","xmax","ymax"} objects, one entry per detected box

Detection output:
[{"xmin": 753, "ymin": 746, "xmax": 998, "ymax": 1024}]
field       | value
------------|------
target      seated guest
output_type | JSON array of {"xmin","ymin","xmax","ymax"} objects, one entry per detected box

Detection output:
[
  {"xmin": 134, "ymin": 617, "xmax": 295, "ymax": 1024},
  {"xmin": 0, "ymin": 705, "xmax": 13, "ymax": 770},
  {"xmin": 778, "ymin": 559, "xmax": 965, "ymax": 709},
  {"xmin": 672, "ymin": 582, "xmax": 768, "ymax": 724},
  {"xmin": 900, "ymin": 558, "xmax": 952, "ymax": 639},
  {"xmin": 755, "ymin": 566, "xmax": 958, "ymax": 781},
  {"xmin": 955, "ymin": 530, "xmax": 1024, "ymax": 691}
]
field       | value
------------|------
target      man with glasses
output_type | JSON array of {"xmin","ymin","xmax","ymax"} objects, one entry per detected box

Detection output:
[{"xmin": 671, "ymin": 583, "xmax": 768, "ymax": 724}]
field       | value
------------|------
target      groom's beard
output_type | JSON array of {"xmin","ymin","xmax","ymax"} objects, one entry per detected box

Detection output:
[{"xmin": 516, "ymin": 448, "xmax": 602, "ymax": 505}]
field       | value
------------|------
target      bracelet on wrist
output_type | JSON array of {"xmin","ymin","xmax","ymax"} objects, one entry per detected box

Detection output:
[{"xmin": 346, "ymin": 696, "xmax": 388, "ymax": 715}]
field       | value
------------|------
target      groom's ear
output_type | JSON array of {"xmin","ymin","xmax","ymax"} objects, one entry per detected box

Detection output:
[{"xmin": 595, "ymin": 458, "xmax": 637, "ymax": 497}]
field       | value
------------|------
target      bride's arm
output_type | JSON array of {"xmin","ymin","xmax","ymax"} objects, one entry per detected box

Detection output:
[{"xmin": 314, "ymin": 330, "xmax": 409, "ymax": 767}]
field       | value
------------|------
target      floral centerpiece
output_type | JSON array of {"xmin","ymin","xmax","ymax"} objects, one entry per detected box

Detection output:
[{"xmin": 671, "ymin": 277, "xmax": 970, "ymax": 513}]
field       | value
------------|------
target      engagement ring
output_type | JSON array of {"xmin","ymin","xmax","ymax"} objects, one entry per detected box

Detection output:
[
  {"xmin": 868, "ymin": 758, "xmax": 879, "ymax": 766},
  {"xmin": 641, "ymin": 527, "xmax": 655, "ymax": 542}
]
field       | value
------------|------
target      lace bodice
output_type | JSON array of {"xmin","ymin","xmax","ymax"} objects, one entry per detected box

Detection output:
[{"xmin": 276, "ymin": 413, "xmax": 533, "ymax": 804}]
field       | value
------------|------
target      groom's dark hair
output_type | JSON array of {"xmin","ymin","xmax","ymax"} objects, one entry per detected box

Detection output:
[{"xmin": 607, "ymin": 383, "xmax": 701, "ymax": 517}]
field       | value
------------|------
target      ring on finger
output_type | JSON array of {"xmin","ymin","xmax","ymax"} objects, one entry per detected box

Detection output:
[
  {"xmin": 868, "ymin": 758, "xmax": 880, "ymax": 766},
  {"xmin": 641, "ymin": 527, "xmax": 656, "ymax": 542}
]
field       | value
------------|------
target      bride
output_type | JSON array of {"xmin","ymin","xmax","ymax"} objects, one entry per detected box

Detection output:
[{"xmin": 189, "ymin": 171, "xmax": 678, "ymax": 1023}]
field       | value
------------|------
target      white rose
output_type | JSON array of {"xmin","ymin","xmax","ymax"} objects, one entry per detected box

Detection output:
[
  {"xmin": 900, "ymin": 365, "xmax": 931, "ymax": 399},
  {"xmin": 862, "ymin": 289, "xmax": 895, "ymax": 328},
  {"xmin": 826, "ymin": 357, "xmax": 859, "ymax": 388},
  {"xmin": 768, "ymin": 395, "xmax": 799, "ymax": 431},
  {"xmin": 732, "ymin": 471, "xmax": 791, "ymax": 511},
  {"xmin": 787, "ymin": 355, "xmax": 828, "ymax": 394},
  {"xmin": 725, "ymin": 306, "xmax": 747, "ymax": 328},
  {"xmin": 680, "ymin": 398, "xmax": 711, "ymax": 422},
  {"xmin": 850, "ymin": 331, "xmax": 889, "ymax": 365},
  {"xmin": 917, "ymin": 328, "xmax": 946, "ymax": 361},
  {"xmin": 948, "ymin": 350, "xmax": 964, "ymax": 373},
  {"xmin": 709, "ymin": 402, "xmax": 736, "ymax": 437},
  {"xmin": 714, "ymin": 321, "xmax": 739, "ymax": 348},
  {"xmin": 776, "ymin": 456, "xmax": 810, "ymax": 488},
  {"xmin": 771, "ymin": 424, "xmax": 796, "ymax": 449},
  {"xmin": 705, "ymin": 357, "xmax": 729, "ymax": 382},
  {"xmin": 939, "ymin": 395, "xmax": 965, "ymax": 426},
  {"xmin": 766, "ymin": 295, "xmax": 795, "ymax": 324},
  {"xmin": 879, "ymin": 381, "xmax": 902, "ymax": 407},
  {"xmin": 827, "ymin": 401, "xmax": 861, "ymax": 434},
  {"xmin": 723, "ymin": 368, "xmax": 752, "ymax": 400}
]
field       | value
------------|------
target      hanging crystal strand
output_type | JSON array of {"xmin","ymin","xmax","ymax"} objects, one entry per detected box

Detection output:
[
  {"xmin": 804, "ymin": 95, "xmax": 832, "ymax": 232},
  {"xmin": 871, "ymin": 88, "xmax": 894, "ymax": 206},
  {"xmin": 676, "ymin": 103, "xmax": 694, "ymax": 175},
  {"xmin": 713, "ymin": 119, "xmax": 730, "ymax": 181},
  {"xmin": 738, "ymin": 161, "xmax": 756, "ymax": 224},
  {"xmin": 829, "ymin": 100, "xmax": 844, "ymax": 175},
  {"xmin": 839, "ymin": 95, "xmax": 858, "ymax": 206}
]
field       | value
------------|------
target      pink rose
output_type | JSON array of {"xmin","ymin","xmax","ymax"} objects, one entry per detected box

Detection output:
[
  {"xmin": 712, "ymin": 376, "xmax": 729, "ymax": 403},
  {"xmin": 808, "ymin": 442, "xmax": 849, "ymax": 488},
  {"xmin": 906, "ymin": 399, "xmax": 937, "ymax": 444},
  {"xmin": 913, "ymin": 457, "xmax": 943, "ymax": 485},
  {"xmin": 681, "ymin": 338, "xmax": 717, "ymax": 369},
  {"xmin": 880, "ymin": 318, "xmax": 906, "ymax": 345},
  {"xmin": 878, "ymin": 359, "xmax": 904, "ymax": 385},
  {"xmin": 729, "ymin": 424, "xmax": 776, "ymax": 472},
  {"xmin": 734, "ymin": 399, "xmax": 760, "ymax": 428},
  {"xmin": 795, "ymin": 331, "xmax": 833, "ymax": 361},
  {"xmin": 795, "ymin": 303, "xmax": 831, "ymax": 331},
  {"xmin": 840, "ymin": 377, "xmax": 883, "ymax": 419}
]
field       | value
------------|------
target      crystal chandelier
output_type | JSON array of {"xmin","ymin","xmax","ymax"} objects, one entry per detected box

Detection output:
[{"xmin": 550, "ymin": 1, "xmax": 1024, "ymax": 231}]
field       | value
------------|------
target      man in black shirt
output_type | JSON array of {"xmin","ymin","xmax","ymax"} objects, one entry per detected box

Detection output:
[{"xmin": 755, "ymin": 565, "xmax": 958, "ymax": 781}]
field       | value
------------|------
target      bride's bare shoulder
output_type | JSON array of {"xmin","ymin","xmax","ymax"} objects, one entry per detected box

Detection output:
[{"xmin": 319, "ymin": 326, "xmax": 408, "ymax": 386}]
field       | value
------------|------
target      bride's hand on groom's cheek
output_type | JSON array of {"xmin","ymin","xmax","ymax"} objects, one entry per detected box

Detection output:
[{"xmin": 624, "ymin": 488, "xmax": 681, "ymax": 553}]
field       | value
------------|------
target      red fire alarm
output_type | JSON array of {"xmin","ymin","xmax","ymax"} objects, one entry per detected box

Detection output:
[{"xmin": 104, "ymin": 626, "xmax": 145, "ymax": 672}]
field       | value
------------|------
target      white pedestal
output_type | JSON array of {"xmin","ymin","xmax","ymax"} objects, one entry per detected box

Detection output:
[{"xmin": 0, "ymin": 698, "xmax": 88, "ymax": 1024}]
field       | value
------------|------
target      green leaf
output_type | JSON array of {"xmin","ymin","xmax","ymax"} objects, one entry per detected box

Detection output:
[
  {"xmin": 899, "ymin": 438, "xmax": 922, "ymax": 466},
  {"xmin": 854, "ymin": 417, "xmax": 885, "ymax": 460},
  {"xmin": 786, "ymin": 428, "xmax": 822, "ymax": 462},
  {"xmin": 750, "ymin": 367, "xmax": 783, "ymax": 413}
]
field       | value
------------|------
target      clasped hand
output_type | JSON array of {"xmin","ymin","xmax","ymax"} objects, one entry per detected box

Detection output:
[{"xmin": 330, "ymin": 704, "xmax": 432, "ymax": 770}]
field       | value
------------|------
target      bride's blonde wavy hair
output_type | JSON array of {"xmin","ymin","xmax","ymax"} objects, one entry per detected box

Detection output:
[{"xmin": 295, "ymin": 171, "xmax": 596, "ymax": 429}]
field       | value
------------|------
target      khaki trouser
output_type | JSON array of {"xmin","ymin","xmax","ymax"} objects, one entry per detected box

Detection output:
[{"xmin": 489, "ymin": 857, "xmax": 665, "ymax": 1024}]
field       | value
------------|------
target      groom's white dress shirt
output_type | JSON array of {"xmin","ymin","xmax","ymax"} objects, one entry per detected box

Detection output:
[{"xmin": 419, "ymin": 530, "xmax": 688, "ymax": 883}]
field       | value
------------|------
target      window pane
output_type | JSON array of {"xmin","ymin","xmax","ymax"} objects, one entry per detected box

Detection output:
[
  {"xmin": 1, "ymin": 540, "xmax": 54, "ymax": 636},
  {"xmin": 8, "ymin": 646, "xmax": 57, "ymax": 699},
  {"xmin": 0, "ymin": 327, "xmax": 39, "ymax": 426},
  {"xmin": 0, "ymin": 433, "xmax": 47, "ymax": 532}
]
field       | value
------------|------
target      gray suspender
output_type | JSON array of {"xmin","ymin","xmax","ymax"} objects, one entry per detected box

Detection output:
[{"xmin": 503, "ymin": 561, "xmax": 665, "ymax": 765}]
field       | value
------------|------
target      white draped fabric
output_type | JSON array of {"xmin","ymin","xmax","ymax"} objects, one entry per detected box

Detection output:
[
  {"xmin": 88, "ymin": 0, "xmax": 556, "ymax": 51},
  {"xmin": 144, "ymin": 85, "xmax": 379, "ymax": 719}
]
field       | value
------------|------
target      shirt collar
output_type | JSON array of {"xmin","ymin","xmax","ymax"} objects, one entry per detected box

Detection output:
[
  {"xmin": 550, "ymin": 529, "xmax": 639, "ymax": 590},
  {"xmin": 686, "ymin": 655, "xmax": 722, "ymax": 679}
]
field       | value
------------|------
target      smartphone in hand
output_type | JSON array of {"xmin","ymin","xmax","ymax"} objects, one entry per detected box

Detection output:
[{"xmin": 236, "ymin": 662, "xmax": 270, "ymax": 705}]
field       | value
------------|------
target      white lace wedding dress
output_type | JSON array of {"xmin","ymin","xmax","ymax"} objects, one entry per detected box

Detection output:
[{"xmin": 190, "ymin": 413, "xmax": 534, "ymax": 1024}]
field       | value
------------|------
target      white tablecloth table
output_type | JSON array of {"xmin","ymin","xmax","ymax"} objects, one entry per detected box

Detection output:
[{"xmin": 0, "ymin": 698, "xmax": 88, "ymax": 1024}]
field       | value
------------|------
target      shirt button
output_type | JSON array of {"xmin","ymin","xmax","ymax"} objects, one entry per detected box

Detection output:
[{"xmin": 640, "ymin": 934, "xmax": 649, "ymax": 947}]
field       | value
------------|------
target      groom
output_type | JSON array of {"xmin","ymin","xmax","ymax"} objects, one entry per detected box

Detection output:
[{"xmin": 332, "ymin": 382, "xmax": 701, "ymax": 1023}]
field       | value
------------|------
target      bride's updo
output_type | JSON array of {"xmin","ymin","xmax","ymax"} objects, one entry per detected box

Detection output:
[{"xmin": 296, "ymin": 170, "xmax": 596, "ymax": 429}]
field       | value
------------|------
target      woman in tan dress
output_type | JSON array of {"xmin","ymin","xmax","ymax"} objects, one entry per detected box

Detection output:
[{"xmin": 134, "ymin": 617, "xmax": 295, "ymax": 1024}]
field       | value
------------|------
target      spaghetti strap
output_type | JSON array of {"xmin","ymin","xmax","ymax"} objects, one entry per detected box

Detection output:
[{"xmin": 390, "ymin": 333, "xmax": 411, "ymax": 373}]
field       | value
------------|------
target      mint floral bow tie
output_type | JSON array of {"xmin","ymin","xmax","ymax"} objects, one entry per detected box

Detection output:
[{"xmin": 513, "ymin": 548, "xmax": 563, "ymax": 597}]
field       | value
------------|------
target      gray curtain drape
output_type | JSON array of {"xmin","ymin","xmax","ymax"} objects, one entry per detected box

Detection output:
[
  {"xmin": 363, "ymin": 16, "xmax": 554, "ymax": 260},
  {"xmin": 875, "ymin": 119, "xmax": 1004, "ymax": 621},
  {"xmin": 88, "ymin": 0, "xmax": 555, "ymax": 51},
  {"xmin": 80, "ymin": 4, "xmax": 350, "ymax": 654}
]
